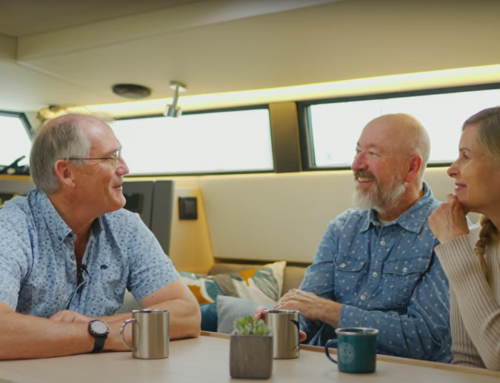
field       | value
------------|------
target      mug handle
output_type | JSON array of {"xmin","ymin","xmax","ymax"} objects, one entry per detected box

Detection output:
[
  {"xmin": 291, "ymin": 319, "xmax": 301, "ymax": 350},
  {"xmin": 120, "ymin": 318, "xmax": 136, "ymax": 351},
  {"xmin": 324, "ymin": 339, "xmax": 338, "ymax": 364}
]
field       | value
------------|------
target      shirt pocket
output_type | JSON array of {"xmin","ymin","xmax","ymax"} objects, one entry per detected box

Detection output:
[
  {"xmin": 333, "ymin": 253, "xmax": 368, "ymax": 298},
  {"xmin": 383, "ymin": 257, "xmax": 431, "ymax": 306},
  {"xmin": 334, "ymin": 254, "xmax": 368, "ymax": 272}
]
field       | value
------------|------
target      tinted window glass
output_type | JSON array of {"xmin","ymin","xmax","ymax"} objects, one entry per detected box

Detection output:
[
  {"xmin": 308, "ymin": 88, "xmax": 500, "ymax": 167},
  {"xmin": 112, "ymin": 109, "xmax": 273, "ymax": 175}
]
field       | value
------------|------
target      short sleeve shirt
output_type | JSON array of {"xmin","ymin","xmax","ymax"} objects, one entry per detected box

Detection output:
[{"xmin": 0, "ymin": 189, "xmax": 179, "ymax": 317}]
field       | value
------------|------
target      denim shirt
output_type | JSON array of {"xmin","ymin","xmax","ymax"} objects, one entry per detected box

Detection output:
[
  {"xmin": 299, "ymin": 184, "xmax": 451, "ymax": 362},
  {"xmin": 0, "ymin": 189, "xmax": 179, "ymax": 318}
]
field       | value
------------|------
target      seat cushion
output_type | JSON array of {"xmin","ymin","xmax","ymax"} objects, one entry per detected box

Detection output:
[
  {"xmin": 180, "ymin": 261, "xmax": 286, "ymax": 305},
  {"xmin": 216, "ymin": 295, "xmax": 274, "ymax": 334},
  {"xmin": 209, "ymin": 263, "xmax": 307, "ymax": 297}
]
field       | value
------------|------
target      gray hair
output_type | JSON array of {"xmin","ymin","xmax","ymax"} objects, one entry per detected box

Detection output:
[{"xmin": 30, "ymin": 116, "xmax": 92, "ymax": 194}]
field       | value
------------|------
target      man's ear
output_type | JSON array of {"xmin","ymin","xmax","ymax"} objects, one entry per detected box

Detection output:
[
  {"xmin": 53, "ymin": 159, "xmax": 76, "ymax": 188},
  {"xmin": 404, "ymin": 155, "xmax": 423, "ymax": 184}
]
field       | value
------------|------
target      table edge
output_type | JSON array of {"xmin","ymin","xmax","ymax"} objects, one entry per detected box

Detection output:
[{"xmin": 200, "ymin": 331, "xmax": 500, "ymax": 378}]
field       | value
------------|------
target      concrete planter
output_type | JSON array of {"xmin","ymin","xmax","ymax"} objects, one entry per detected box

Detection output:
[{"xmin": 229, "ymin": 335, "xmax": 273, "ymax": 379}]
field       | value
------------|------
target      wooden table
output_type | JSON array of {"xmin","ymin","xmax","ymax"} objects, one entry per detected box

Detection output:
[{"xmin": 0, "ymin": 332, "xmax": 499, "ymax": 383}]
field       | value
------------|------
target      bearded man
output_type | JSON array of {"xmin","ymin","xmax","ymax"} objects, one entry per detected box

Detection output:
[{"xmin": 265, "ymin": 114, "xmax": 452, "ymax": 362}]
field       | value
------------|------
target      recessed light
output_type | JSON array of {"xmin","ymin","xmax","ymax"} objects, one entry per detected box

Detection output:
[{"xmin": 112, "ymin": 84, "xmax": 151, "ymax": 99}]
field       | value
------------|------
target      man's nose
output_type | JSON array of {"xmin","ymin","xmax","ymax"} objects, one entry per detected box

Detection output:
[
  {"xmin": 116, "ymin": 157, "xmax": 130, "ymax": 176},
  {"xmin": 351, "ymin": 153, "xmax": 366, "ymax": 171}
]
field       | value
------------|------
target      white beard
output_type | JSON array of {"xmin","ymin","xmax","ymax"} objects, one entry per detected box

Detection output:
[{"xmin": 353, "ymin": 179, "xmax": 405, "ymax": 213}]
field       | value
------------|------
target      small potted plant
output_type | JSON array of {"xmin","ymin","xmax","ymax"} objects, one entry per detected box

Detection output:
[{"xmin": 230, "ymin": 315, "xmax": 273, "ymax": 379}]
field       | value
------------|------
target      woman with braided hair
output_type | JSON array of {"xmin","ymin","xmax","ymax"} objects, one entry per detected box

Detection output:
[{"xmin": 429, "ymin": 106, "xmax": 500, "ymax": 370}]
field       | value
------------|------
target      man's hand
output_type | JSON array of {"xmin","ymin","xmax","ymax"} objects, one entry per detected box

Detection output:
[
  {"xmin": 253, "ymin": 306, "xmax": 268, "ymax": 321},
  {"xmin": 277, "ymin": 289, "xmax": 341, "ymax": 326},
  {"xmin": 252, "ymin": 305, "xmax": 307, "ymax": 342},
  {"xmin": 429, "ymin": 194, "xmax": 469, "ymax": 243},
  {"xmin": 50, "ymin": 310, "xmax": 93, "ymax": 323},
  {"xmin": 252, "ymin": 288, "xmax": 344, "ymax": 341}
]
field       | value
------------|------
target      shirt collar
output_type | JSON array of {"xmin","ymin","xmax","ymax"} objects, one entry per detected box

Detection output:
[
  {"xmin": 360, "ymin": 182, "xmax": 435, "ymax": 234},
  {"xmin": 36, "ymin": 190, "xmax": 103, "ymax": 244}
]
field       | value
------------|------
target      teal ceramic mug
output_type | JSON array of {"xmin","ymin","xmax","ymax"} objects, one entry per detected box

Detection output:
[{"xmin": 324, "ymin": 327, "xmax": 378, "ymax": 373}]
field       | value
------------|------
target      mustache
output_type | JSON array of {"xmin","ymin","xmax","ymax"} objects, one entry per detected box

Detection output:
[{"xmin": 354, "ymin": 170, "xmax": 376, "ymax": 180}]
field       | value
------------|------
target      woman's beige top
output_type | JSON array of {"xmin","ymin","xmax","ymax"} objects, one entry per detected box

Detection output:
[{"xmin": 435, "ymin": 224, "xmax": 500, "ymax": 370}]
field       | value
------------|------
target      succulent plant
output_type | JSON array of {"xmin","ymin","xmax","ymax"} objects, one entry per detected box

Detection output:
[{"xmin": 233, "ymin": 315, "xmax": 271, "ymax": 336}]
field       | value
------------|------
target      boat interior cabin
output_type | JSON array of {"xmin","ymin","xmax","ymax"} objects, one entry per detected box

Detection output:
[{"xmin": 1, "ymin": 0, "xmax": 499, "ymax": 328}]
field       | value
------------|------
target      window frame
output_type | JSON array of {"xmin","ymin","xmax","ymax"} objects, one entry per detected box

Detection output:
[
  {"xmin": 0, "ymin": 110, "xmax": 33, "ymax": 169},
  {"xmin": 0, "ymin": 110, "xmax": 33, "ymax": 139},
  {"xmin": 297, "ymin": 82, "xmax": 500, "ymax": 171},
  {"xmin": 114, "ymin": 104, "xmax": 279, "ymax": 178}
]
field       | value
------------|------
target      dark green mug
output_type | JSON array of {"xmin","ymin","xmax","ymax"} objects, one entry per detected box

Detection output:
[{"xmin": 324, "ymin": 327, "xmax": 378, "ymax": 373}]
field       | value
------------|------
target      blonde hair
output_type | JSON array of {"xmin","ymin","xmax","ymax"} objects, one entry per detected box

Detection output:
[
  {"xmin": 463, "ymin": 107, "xmax": 500, "ymax": 280},
  {"xmin": 473, "ymin": 216, "xmax": 498, "ymax": 282}
]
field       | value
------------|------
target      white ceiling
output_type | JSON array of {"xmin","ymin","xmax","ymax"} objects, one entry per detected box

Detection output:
[
  {"xmin": 1, "ymin": 0, "xmax": 500, "ymax": 115},
  {"xmin": 0, "ymin": 0, "xmax": 205, "ymax": 37}
]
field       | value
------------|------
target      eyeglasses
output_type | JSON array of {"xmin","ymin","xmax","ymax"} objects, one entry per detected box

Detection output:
[{"xmin": 67, "ymin": 150, "xmax": 122, "ymax": 167}]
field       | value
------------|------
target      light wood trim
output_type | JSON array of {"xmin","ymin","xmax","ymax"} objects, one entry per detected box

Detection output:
[{"xmin": 0, "ymin": 175, "xmax": 31, "ymax": 181}]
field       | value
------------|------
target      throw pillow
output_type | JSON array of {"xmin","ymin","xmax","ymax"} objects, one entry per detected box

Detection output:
[
  {"xmin": 200, "ymin": 303, "xmax": 218, "ymax": 332},
  {"xmin": 179, "ymin": 261, "xmax": 286, "ymax": 305},
  {"xmin": 232, "ymin": 261, "xmax": 286, "ymax": 304},
  {"xmin": 178, "ymin": 272, "xmax": 223, "ymax": 304},
  {"xmin": 216, "ymin": 295, "xmax": 274, "ymax": 334}
]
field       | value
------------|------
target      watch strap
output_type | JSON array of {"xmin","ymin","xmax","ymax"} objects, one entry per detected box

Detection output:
[
  {"xmin": 91, "ymin": 335, "xmax": 106, "ymax": 353},
  {"xmin": 88, "ymin": 320, "xmax": 109, "ymax": 353}
]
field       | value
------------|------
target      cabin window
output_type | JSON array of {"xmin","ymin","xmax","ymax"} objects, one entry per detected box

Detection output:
[
  {"xmin": 302, "ymin": 86, "xmax": 500, "ymax": 169},
  {"xmin": 0, "ymin": 112, "xmax": 31, "ymax": 168},
  {"xmin": 111, "ymin": 108, "xmax": 273, "ymax": 175}
]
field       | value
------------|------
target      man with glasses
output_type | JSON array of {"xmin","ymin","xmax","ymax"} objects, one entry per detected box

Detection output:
[
  {"xmin": 0, "ymin": 113, "xmax": 200, "ymax": 360},
  {"xmin": 256, "ymin": 114, "xmax": 452, "ymax": 362}
]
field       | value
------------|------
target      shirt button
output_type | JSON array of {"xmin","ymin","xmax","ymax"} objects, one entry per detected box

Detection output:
[
  {"xmin": 372, "ymin": 272, "xmax": 378, "ymax": 278},
  {"xmin": 340, "ymin": 263, "xmax": 346, "ymax": 268},
  {"xmin": 360, "ymin": 294, "xmax": 366, "ymax": 300},
  {"xmin": 402, "ymin": 267, "xmax": 408, "ymax": 273},
  {"xmin": 380, "ymin": 240, "xmax": 386, "ymax": 246}
]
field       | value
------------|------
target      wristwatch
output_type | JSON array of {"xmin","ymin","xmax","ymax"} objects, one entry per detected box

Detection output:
[{"xmin": 88, "ymin": 320, "xmax": 109, "ymax": 353}]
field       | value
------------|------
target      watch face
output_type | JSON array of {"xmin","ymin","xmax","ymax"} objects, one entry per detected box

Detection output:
[{"xmin": 90, "ymin": 321, "xmax": 108, "ymax": 335}]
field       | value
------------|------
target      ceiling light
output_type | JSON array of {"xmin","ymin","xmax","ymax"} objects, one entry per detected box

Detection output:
[
  {"xmin": 112, "ymin": 84, "xmax": 151, "ymax": 99},
  {"xmin": 164, "ymin": 81, "xmax": 186, "ymax": 117}
]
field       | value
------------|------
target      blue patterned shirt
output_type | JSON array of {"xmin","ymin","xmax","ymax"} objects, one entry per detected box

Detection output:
[
  {"xmin": 299, "ymin": 184, "xmax": 451, "ymax": 362},
  {"xmin": 0, "ymin": 189, "xmax": 179, "ymax": 318}
]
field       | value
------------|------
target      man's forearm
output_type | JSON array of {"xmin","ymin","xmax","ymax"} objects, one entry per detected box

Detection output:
[
  {"xmin": 147, "ymin": 298, "xmax": 201, "ymax": 339},
  {"xmin": 0, "ymin": 312, "xmax": 93, "ymax": 360},
  {"xmin": 316, "ymin": 300, "xmax": 342, "ymax": 329},
  {"xmin": 102, "ymin": 298, "xmax": 201, "ymax": 340}
]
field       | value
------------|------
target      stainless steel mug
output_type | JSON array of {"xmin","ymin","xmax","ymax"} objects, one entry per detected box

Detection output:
[
  {"xmin": 120, "ymin": 309, "xmax": 169, "ymax": 359},
  {"xmin": 263, "ymin": 309, "xmax": 300, "ymax": 359}
]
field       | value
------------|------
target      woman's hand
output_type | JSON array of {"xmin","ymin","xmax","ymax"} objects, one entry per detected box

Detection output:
[{"xmin": 429, "ymin": 194, "xmax": 470, "ymax": 243}]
